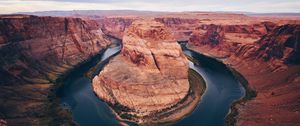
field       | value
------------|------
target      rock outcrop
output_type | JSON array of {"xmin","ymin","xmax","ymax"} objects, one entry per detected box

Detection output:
[
  {"xmin": 92, "ymin": 19, "xmax": 190, "ymax": 124},
  {"xmin": 0, "ymin": 15, "xmax": 110, "ymax": 125}
]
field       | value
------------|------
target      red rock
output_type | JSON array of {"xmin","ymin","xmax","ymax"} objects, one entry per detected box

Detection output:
[
  {"xmin": 97, "ymin": 14, "xmax": 300, "ymax": 125},
  {"xmin": 0, "ymin": 15, "xmax": 110, "ymax": 125},
  {"xmin": 92, "ymin": 19, "xmax": 190, "ymax": 124},
  {"xmin": 0, "ymin": 15, "xmax": 110, "ymax": 84},
  {"xmin": 188, "ymin": 24, "xmax": 300, "ymax": 126},
  {"xmin": 98, "ymin": 17, "xmax": 134, "ymax": 39}
]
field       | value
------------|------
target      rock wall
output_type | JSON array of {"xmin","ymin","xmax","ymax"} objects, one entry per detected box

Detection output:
[
  {"xmin": 95, "ymin": 15, "xmax": 300, "ymax": 125},
  {"xmin": 98, "ymin": 17, "xmax": 134, "ymax": 39},
  {"xmin": 99, "ymin": 17, "xmax": 201, "ymax": 40},
  {"xmin": 188, "ymin": 23, "xmax": 300, "ymax": 126},
  {"xmin": 154, "ymin": 17, "xmax": 200, "ymax": 40},
  {"xmin": 0, "ymin": 15, "xmax": 110, "ymax": 85},
  {"xmin": 237, "ymin": 24, "xmax": 300, "ymax": 64},
  {"xmin": 92, "ymin": 19, "xmax": 189, "ymax": 124},
  {"xmin": 1, "ymin": 13, "xmax": 298, "ymax": 125},
  {"xmin": 188, "ymin": 22, "xmax": 277, "ymax": 57},
  {"xmin": 0, "ymin": 15, "xmax": 110, "ymax": 125}
]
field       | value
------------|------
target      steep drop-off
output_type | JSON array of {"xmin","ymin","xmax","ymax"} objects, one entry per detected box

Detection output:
[
  {"xmin": 98, "ymin": 17, "xmax": 134, "ymax": 39},
  {"xmin": 189, "ymin": 24, "xmax": 300, "ymax": 126},
  {"xmin": 154, "ymin": 17, "xmax": 200, "ymax": 40},
  {"xmin": 0, "ymin": 15, "xmax": 110, "ymax": 125},
  {"xmin": 92, "ymin": 19, "xmax": 192, "ymax": 124},
  {"xmin": 93, "ymin": 15, "xmax": 300, "ymax": 125},
  {"xmin": 1, "ymin": 12, "xmax": 299, "ymax": 126},
  {"xmin": 188, "ymin": 22, "xmax": 277, "ymax": 58}
]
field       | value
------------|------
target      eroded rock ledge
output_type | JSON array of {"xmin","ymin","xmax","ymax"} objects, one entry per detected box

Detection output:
[{"xmin": 92, "ymin": 19, "xmax": 190, "ymax": 124}]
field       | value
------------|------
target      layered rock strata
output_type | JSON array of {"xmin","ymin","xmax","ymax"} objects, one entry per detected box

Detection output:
[
  {"xmin": 98, "ymin": 17, "xmax": 134, "ymax": 39},
  {"xmin": 188, "ymin": 22, "xmax": 277, "ymax": 57},
  {"xmin": 96, "ymin": 15, "xmax": 300, "ymax": 125},
  {"xmin": 92, "ymin": 19, "xmax": 190, "ymax": 124},
  {"xmin": 154, "ymin": 17, "xmax": 200, "ymax": 40},
  {"xmin": 0, "ymin": 15, "xmax": 110, "ymax": 125},
  {"xmin": 189, "ymin": 24, "xmax": 300, "ymax": 126}
]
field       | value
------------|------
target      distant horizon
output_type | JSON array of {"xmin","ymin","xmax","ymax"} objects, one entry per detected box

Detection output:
[
  {"xmin": 2, "ymin": 9, "xmax": 300, "ymax": 16},
  {"xmin": 15, "ymin": 9, "xmax": 300, "ymax": 14},
  {"xmin": 0, "ymin": 0, "xmax": 299, "ymax": 14}
]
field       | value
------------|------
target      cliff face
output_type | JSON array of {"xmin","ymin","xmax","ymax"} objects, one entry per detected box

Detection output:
[
  {"xmin": 188, "ymin": 22, "xmax": 277, "ymax": 58},
  {"xmin": 189, "ymin": 23, "xmax": 274, "ymax": 45},
  {"xmin": 99, "ymin": 17, "xmax": 201, "ymax": 40},
  {"xmin": 0, "ymin": 15, "xmax": 110, "ymax": 125},
  {"xmin": 1, "ymin": 13, "xmax": 298, "ymax": 126},
  {"xmin": 0, "ymin": 15, "xmax": 110, "ymax": 85},
  {"xmin": 98, "ymin": 17, "xmax": 134, "ymax": 39},
  {"xmin": 189, "ymin": 24, "xmax": 300, "ymax": 126},
  {"xmin": 237, "ymin": 24, "xmax": 300, "ymax": 64},
  {"xmin": 93, "ymin": 15, "xmax": 300, "ymax": 125},
  {"xmin": 92, "ymin": 19, "xmax": 190, "ymax": 124},
  {"xmin": 154, "ymin": 17, "xmax": 200, "ymax": 40}
]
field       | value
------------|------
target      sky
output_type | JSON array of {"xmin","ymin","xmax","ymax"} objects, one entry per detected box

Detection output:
[{"xmin": 0, "ymin": 0, "xmax": 300, "ymax": 14}]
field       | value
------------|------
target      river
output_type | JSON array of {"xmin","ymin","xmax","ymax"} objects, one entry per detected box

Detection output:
[{"xmin": 56, "ymin": 40, "xmax": 245, "ymax": 126}]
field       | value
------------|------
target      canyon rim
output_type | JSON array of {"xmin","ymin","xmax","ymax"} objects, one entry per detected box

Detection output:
[{"xmin": 0, "ymin": 1, "xmax": 300, "ymax": 126}]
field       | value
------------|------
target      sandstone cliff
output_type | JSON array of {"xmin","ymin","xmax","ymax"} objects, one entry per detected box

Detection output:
[
  {"xmin": 237, "ymin": 24, "xmax": 300, "ymax": 64},
  {"xmin": 91, "ymin": 14, "xmax": 300, "ymax": 125},
  {"xmin": 154, "ymin": 17, "xmax": 200, "ymax": 40},
  {"xmin": 99, "ymin": 17, "xmax": 200, "ymax": 40},
  {"xmin": 1, "ymin": 12, "xmax": 298, "ymax": 126},
  {"xmin": 0, "ymin": 15, "xmax": 110, "ymax": 125},
  {"xmin": 98, "ymin": 17, "xmax": 134, "ymax": 39},
  {"xmin": 97, "ymin": 15, "xmax": 287, "ymax": 42},
  {"xmin": 188, "ymin": 22, "xmax": 277, "ymax": 57},
  {"xmin": 92, "ymin": 19, "xmax": 190, "ymax": 124},
  {"xmin": 189, "ymin": 23, "xmax": 300, "ymax": 126},
  {"xmin": 95, "ymin": 15, "xmax": 300, "ymax": 125}
]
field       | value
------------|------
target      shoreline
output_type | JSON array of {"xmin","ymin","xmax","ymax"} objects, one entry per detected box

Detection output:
[
  {"xmin": 186, "ymin": 45, "xmax": 257, "ymax": 126},
  {"xmin": 109, "ymin": 68, "xmax": 207, "ymax": 126},
  {"xmin": 225, "ymin": 67, "xmax": 257, "ymax": 126},
  {"xmin": 48, "ymin": 45, "xmax": 111, "ymax": 125},
  {"xmin": 49, "ymin": 36, "xmax": 122, "ymax": 125},
  {"xmin": 52, "ymin": 40, "xmax": 247, "ymax": 126}
]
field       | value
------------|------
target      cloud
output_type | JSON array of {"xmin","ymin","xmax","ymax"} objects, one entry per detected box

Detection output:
[{"xmin": 0, "ymin": 0, "xmax": 299, "ymax": 14}]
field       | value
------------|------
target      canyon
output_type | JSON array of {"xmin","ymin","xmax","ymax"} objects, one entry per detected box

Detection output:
[
  {"xmin": 0, "ymin": 11, "xmax": 299, "ymax": 126},
  {"xmin": 188, "ymin": 21, "xmax": 300, "ymax": 126},
  {"xmin": 96, "ymin": 13, "xmax": 300, "ymax": 126},
  {"xmin": 0, "ymin": 15, "xmax": 110, "ymax": 125}
]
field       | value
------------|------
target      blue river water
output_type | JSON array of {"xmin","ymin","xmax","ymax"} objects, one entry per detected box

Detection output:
[{"xmin": 57, "ymin": 41, "xmax": 245, "ymax": 126}]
